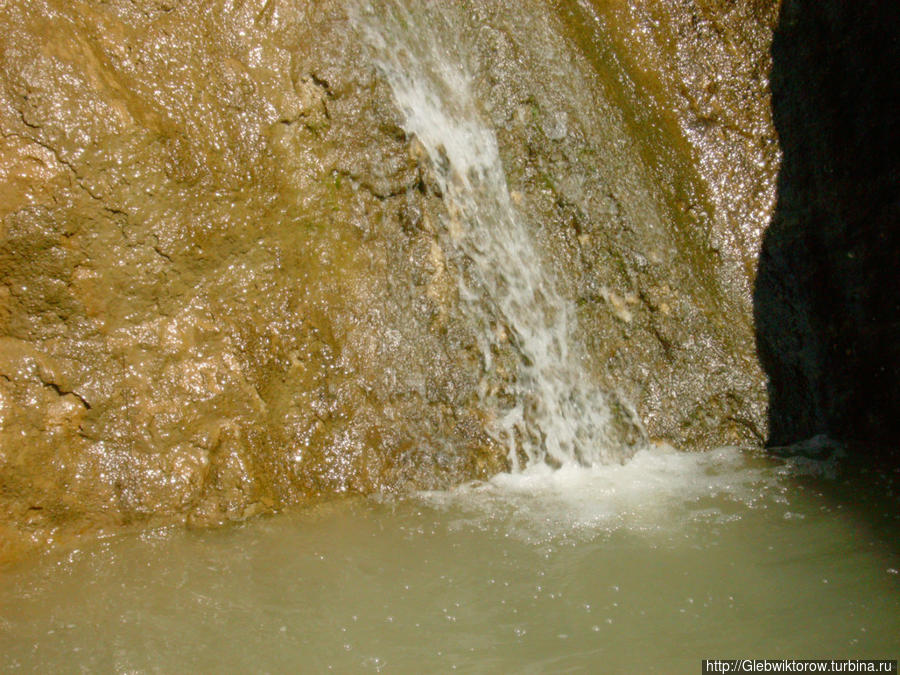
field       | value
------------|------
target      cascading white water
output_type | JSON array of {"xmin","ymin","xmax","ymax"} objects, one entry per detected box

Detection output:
[{"xmin": 352, "ymin": 1, "xmax": 646, "ymax": 469}]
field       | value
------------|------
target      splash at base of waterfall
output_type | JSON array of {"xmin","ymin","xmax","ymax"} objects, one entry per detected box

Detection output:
[{"xmin": 416, "ymin": 444, "xmax": 778, "ymax": 541}]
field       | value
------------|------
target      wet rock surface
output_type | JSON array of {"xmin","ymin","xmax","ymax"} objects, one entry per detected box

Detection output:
[
  {"xmin": 517, "ymin": 0, "xmax": 778, "ymax": 449},
  {"xmin": 1, "ymin": 0, "xmax": 779, "ymax": 561}
]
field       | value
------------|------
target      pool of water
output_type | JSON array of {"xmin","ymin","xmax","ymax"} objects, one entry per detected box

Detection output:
[{"xmin": 1, "ymin": 446, "xmax": 897, "ymax": 673}]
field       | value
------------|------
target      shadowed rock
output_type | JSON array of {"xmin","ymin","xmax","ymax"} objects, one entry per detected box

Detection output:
[{"xmin": 755, "ymin": 0, "xmax": 900, "ymax": 456}]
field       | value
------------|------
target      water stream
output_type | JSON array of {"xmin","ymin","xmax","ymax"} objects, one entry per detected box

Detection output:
[{"xmin": 353, "ymin": 0, "xmax": 644, "ymax": 469}]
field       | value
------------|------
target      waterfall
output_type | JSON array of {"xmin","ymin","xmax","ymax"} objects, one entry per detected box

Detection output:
[{"xmin": 352, "ymin": 1, "xmax": 646, "ymax": 469}]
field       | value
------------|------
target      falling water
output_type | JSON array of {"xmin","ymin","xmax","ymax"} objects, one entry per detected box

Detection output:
[{"xmin": 352, "ymin": 1, "xmax": 646, "ymax": 469}]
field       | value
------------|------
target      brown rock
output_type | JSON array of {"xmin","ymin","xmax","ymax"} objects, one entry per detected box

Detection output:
[{"xmin": 0, "ymin": 0, "xmax": 780, "ymax": 562}]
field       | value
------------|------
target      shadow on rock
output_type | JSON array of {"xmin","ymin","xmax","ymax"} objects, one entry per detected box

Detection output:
[{"xmin": 754, "ymin": 0, "xmax": 900, "ymax": 463}]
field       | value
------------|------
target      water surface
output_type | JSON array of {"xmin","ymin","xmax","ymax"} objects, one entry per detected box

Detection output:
[{"xmin": 2, "ymin": 447, "xmax": 897, "ymax": 672}]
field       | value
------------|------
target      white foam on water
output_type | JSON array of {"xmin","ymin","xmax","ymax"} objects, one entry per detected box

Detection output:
[
  {"xmin": 352, "ymin": 0, "xmax": 645, "ymax": 469},
  {"xmin": 415, "ymin": 445, "xmax": 795, "ymax": 542}
]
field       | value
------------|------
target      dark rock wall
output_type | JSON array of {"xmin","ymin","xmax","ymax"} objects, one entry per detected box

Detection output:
[{"xmin": 755, "ymin": 0, "xmax": 900, "ymax": 451}]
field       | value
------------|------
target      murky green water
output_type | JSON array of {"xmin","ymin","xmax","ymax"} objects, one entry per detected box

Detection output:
[{"xmin": 1, "ymin": 447, "xmax": 897, "ymax": 673}]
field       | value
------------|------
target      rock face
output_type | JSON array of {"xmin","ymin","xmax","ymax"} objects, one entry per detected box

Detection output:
[
  {"xmin": 548, "ymin": 0, "xmax": 778, "ymax": 446},
  {"xmin": 0, "ymin": 0, "xmax": 778, "ymax": 561}
]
